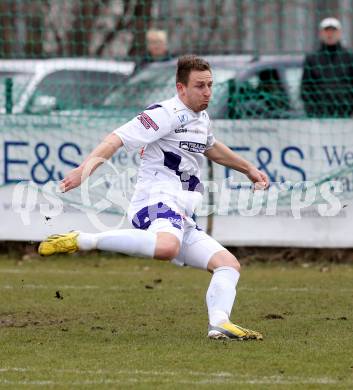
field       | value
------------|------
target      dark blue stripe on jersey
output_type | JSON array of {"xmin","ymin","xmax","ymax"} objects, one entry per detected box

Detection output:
[
  {"xmin": 162, "ymin": 150, "xmax": 204, "ymax": 193},
  {"xmin": 132, "ymin": 202, "xmax": 183, "ymax": 230},
  {"xmin": 145, "ymin": 104, "xmax": 162, "ymax": 110},
  {"xmin": 163, "ymin": 150, "xmax": 181, "ymax": 171}
]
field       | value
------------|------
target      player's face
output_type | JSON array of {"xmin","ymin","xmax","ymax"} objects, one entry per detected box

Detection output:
[
  {"xmin": 320, "ymin": 27, "xmax": 341, "ymax": 46},
  {"xmin": 177, "ymin": 70, "xmax": 213, "ymax": 112}
]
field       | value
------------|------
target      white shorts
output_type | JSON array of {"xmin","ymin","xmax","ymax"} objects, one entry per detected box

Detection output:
[{"xmin": 128, "ymin": 197, "xmax": 225, "ymax": 270}]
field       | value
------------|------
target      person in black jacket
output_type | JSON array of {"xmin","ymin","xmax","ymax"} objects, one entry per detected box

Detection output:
[{"xmin": 301, "ymin": 17, "xmax": 353, "ymax": 118}]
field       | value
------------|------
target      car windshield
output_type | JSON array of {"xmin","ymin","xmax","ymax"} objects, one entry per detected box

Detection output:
[
  {"xmin": 103, "ymin": 66, "xmax": 236, "ymax": 112},
  {"xmin": 29, "ymin": 70, "xmax": 126, "ymax": 112},
  {"xmin": 0, "ymin": 72, "xmax": 33, "ymax": 110}
]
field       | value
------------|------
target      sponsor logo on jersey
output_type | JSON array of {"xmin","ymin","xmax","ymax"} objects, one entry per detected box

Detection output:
[
  {"xmin": 174, "ymin": 126, "xmax": 187, "ymax": 133},
  {"xmin": 178, "ymin": 114, "xmax": 188, "ymax": 123},
  {"xmin": 189, "ymin": 128, "xmax": 203, "ymax": 134},
  {"xmin": 179, "ymin": 141, "xmax": 206, "ymax": 153},
  {"xmin": 175, "ymin": 127, "xmax": 204, "ymax": 134},
  {"xmin": 168, "ymin": 217, "xmax": 183, "ymax": 228},
  {"xmin": 137, "ymin": 112, "xmax": 159, "ymax": 131}
]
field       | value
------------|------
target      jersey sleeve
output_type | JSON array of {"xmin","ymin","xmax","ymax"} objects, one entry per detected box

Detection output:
[
  {"xmin": 205, "ymin": 116, "xmax": 216, "ymax": 151},
  {"xmin": 113, "ymin": 105, "xmax": 172, "ymax": 152}
]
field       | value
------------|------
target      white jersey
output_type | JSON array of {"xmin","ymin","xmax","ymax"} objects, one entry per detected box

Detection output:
[{"xmin": 114, "ymin": 94, "xmax": 216, "ymax": 216}]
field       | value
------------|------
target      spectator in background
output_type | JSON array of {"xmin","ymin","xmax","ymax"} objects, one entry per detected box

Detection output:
[
  {"xmin": 145, "ymin": 29, "xmax": 171, "ymax": 63},
  {"xmin": 301, "ymin": 17, "xmax": 353, "ymax": 118},
  {"xmin": 134, "ymin": 29, "xmax": 171, "ymax": 71}
]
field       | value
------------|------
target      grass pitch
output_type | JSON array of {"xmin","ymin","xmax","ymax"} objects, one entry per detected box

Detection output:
[{"xmin": 0, "ymin": 254, "xmax": 352, "ymax": 389}]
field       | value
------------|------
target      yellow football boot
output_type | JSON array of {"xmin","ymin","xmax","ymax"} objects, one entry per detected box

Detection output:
[
  {"xmin": 38, "ymin": 232, "xmax": 79, "ymax": 256},
  {"xmin": 208, "ymin": 322, "xmax": 263, "ymax": 341}
]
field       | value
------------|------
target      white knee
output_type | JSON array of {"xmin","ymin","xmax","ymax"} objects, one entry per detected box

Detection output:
[
  {"xmin": 207, "ymin": 250, "xmax": 241, "ymax": 273},
  {"xmin": 154, "ymin": 232, "xmax": 180, "ymax": 260}
]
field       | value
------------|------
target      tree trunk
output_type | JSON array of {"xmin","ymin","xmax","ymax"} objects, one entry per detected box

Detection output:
[
  {"xmin": 128, "ymin": 0, "xmax": 153, "ymax": 59},
  {"xmin": 0, "ymin": 1, "xmax": 16, "ymax": 58},
  {"xmin": 66, "ymin": 0, "xmax": 106, "ymax": 57},
  {"xmin": 24, "ymin": 3, "xmax": 44, "ymax": 58}
]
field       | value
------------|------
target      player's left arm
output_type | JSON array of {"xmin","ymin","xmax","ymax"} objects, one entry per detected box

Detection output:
[{"xmin": 205, "ymin": 140, "xmax": 269, "ymax": 189}]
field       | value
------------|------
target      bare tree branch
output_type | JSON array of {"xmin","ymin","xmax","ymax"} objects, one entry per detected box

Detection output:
[
  {"xmin": 42, "ymin": 0, "xmax": 64, "ymax": 56},
  {"xmin": 50, "ymin": 23, "xmax": 64, "ymax": 56},
  {"xmin": 95, "ymin": 0, "xmax": 133, "ymax": 56}
]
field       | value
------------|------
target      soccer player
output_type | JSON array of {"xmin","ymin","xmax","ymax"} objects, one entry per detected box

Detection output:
[{"xmin": 39, "ymin": 55, "xmax": 269, "ymax": 340}]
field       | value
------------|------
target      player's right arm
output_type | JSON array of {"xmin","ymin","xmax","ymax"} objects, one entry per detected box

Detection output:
[
  {"xmin": 61, "ymin": 105, "xmax": 172, "ymax": 193},
  {"xmin": 60, "ymin": 132, "xmax": 123, "ymax": 192}
]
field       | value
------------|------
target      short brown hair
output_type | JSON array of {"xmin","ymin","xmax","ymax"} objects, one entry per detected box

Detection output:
[{"xmin": 176, "ymin": 55, "xmax": 211, "ymax": 85}]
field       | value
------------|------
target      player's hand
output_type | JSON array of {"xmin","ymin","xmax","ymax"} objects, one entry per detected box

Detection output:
[
  {"xmin": 60, "ymin": 167, "xmax": 84, "ymax": 192},
  {"xmin": 246, "ymin": 166, "xmax": 269, "ymax": 190}
]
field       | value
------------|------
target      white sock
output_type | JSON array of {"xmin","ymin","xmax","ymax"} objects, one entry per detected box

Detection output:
[
  {"xmin": 77, "ymin": 230, "xmax": 156, "ymax": 258},
  {"xmin": 206, "ymin": 266, "xmax": 240, "ymax": 326}
]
